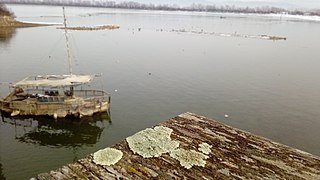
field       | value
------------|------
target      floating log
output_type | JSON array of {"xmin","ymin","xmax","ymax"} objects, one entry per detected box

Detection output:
[
  {"xmin": 168, "ymin": 28, "xmax": 287, "ymax": 41},
  {"xmin": 57, "ymin": 25, "xmax": 120, "ymax": 31},
  {"xmin": 33, "ymin": 112, "xmax": 320, "ymax": 179}
]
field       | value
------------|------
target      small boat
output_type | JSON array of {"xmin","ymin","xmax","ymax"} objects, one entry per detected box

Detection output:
[
  {"xmin": 0, "ymin": 74, "xmax": 111, "ymax": 118},
  {"xmin": 0, "ymin": 7, "xmax": 110, "ymax": 119}
]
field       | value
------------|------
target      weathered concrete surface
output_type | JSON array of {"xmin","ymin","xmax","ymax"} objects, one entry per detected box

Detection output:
[{"xmin": 34, "ymin": 112, "xmax": 320, "ymax": 179}]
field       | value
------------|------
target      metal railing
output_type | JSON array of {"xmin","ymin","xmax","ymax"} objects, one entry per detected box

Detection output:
[
  {"xmin": 24, "ymin": 89, "xmax": 110, "ymax": 104},
  {"xmin": 74, "ymin": 90, "xmax": 110, "ymax": 103}
]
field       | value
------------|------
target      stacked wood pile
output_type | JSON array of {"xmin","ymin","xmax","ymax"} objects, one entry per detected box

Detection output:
[{"xmin": 33, "ymin": 112, "xmax": 320, "ymax": 179}]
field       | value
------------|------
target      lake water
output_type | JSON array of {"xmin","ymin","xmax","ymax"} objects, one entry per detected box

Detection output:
[{"xmin": 1, "ymin": 5, "xmax": 320, "ymax": 179}]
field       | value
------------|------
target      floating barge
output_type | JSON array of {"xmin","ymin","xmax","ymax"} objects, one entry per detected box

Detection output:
[
  {"xmin": 33, "ymin": 112, "xmax": 320, "ymax": 179},
  {"xmin": 0, "ymin": 75, "xmax": 110, "ymax": 119}
]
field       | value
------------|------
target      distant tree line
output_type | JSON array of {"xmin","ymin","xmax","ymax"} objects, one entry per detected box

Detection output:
[{"xmin": 1, "ymin": 0, "xmax": 319, "ymax": 16}]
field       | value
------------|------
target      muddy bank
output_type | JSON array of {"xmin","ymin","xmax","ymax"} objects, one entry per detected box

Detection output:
[
  {"xmin": 57, "ymin": 24, "xmax": 120, "ymax": 31},
  {"xmin": 0, "ymin": 16, "xmax": 52, "ymax": 28}
]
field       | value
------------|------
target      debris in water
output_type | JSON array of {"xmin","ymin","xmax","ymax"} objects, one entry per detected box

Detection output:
[
  {"xmin": 57, "ymin": 24, "xmax": 120, "ymax": 31},
  {"xmin": 167, "ymin": 28, "xmax": 286, "ymax": 41}
]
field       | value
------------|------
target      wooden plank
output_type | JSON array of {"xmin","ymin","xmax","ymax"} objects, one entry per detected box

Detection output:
[
  {"xmin": 67, "ymin": 162, "xmax": 99, "ymax": 180},
  {"xmin": 48, "ymin": 171, "xmax": 69, "ymax": 180},
  {"xmin": 78, "ymin": 156, "xmax": 120, "ymax": 179},
  {"xmin": 34, "ymin": 173, "xmax": 55, "ymax": 180},
  {"xmin": 58, "ymin": 165, "xmax": 81, "ymax": 179},
  {"xmin": 34, "ymin": 112, "xmax": 320, "ymax": 179}
]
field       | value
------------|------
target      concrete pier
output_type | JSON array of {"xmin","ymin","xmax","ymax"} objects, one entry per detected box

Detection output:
[{"xmin": 34, "ymin": 112, "xmax": 320, "ymax": 179}]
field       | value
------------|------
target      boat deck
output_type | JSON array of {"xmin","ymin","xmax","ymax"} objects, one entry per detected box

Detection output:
[{"xmin": 0, "ymin": 88, "xmax": 110, "ymax": 118}]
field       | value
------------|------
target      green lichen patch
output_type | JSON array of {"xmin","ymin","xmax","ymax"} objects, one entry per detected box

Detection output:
[
  {"xmin": 126, "ymin": 126, "xmax": 179, "ymax": 158},
  {"xmin": 198, "ymin": 142, "xmax": 212, "ymax": 155},
  {"xmin": 217, "ymin": 168, "xmax": 230, "ymax": 176},
  {"xmin": 93, "ymin": 148, "xmax": 123, "ymax": 166},
  {"xmin": 170, "ymin": 148, "xmax": 209, "ymax": 169}
]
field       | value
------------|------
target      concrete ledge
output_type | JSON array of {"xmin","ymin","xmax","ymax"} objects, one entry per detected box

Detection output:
[{"xmin": 34, "ymin": 112, "xmax": 320, "ymax": 179}]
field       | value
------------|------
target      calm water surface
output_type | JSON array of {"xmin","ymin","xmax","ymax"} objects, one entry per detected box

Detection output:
[{"xmin": 1, "ymin": 5, "xmax": 320, "ymax": 179}]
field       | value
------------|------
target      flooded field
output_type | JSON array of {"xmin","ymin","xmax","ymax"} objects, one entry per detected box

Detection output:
[{"xmin": 1, "ymin": 5, "xmax": 320, "ymax": 179}]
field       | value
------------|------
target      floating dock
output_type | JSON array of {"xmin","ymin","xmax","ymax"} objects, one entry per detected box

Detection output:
[{"xmin": 33, "ymin": 112, "xmax": 320, "ymax": 179}]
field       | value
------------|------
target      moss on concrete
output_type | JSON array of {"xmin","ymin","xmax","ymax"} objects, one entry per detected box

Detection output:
[
  {"xmin": 170, "ymin": 148, "xmax": 209, "ymax": 169},
  {"xmin": 198, "ymin": 142, "xmax": 212, "ymax": 155},
  {"xmin": 126, "ymin": 126, "xmax": 179, "ymax": 158},
  {"xmin": 93, "ymin": 147, "xmax": 123, "ymax": 166}
]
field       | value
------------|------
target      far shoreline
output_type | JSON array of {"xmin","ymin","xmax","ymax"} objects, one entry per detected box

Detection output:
[
  {"xmin": 6, "ymin": 3, "xmax": 320, "ymax": 24},
  {"xmin": 3, "ymin": 1, "xmax": 320, "ymax": 18}
]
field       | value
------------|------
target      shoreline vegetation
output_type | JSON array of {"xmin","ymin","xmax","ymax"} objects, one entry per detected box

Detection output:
[
  {"xmin": 0, "ymin": 15, "xmax": 52, "ymax": 27},
  {"xmin": 1, "ymin": 0, "xmax": 320, "ymax": 17},
  {"xmin": 1, "ymin": 4, "xmax": 120, "ymax": 30},
  {"xmin": 0, "ymin": 4, "xmax": 52, "ymax": 27}
]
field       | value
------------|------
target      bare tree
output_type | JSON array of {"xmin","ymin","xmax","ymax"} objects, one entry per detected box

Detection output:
[{"xmin": 0, "ymin": 3, "xmax": 15, "ymax": 17}]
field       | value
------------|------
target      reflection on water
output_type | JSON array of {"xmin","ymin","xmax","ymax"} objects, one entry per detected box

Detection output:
[
  {"xmin": 0, "ymin": 27, "xmax": 16, "ymax": 42},
  {"xmin": 0, "ymin": 163, "xmax": 5, "ymax": 180},
  {"xmin": 1, "ymin": 113, "xmax": 111, "ymax": 148},
  {"xmin": 1, "ymin": 4, "xmax": 320, "ymax": 179}
]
